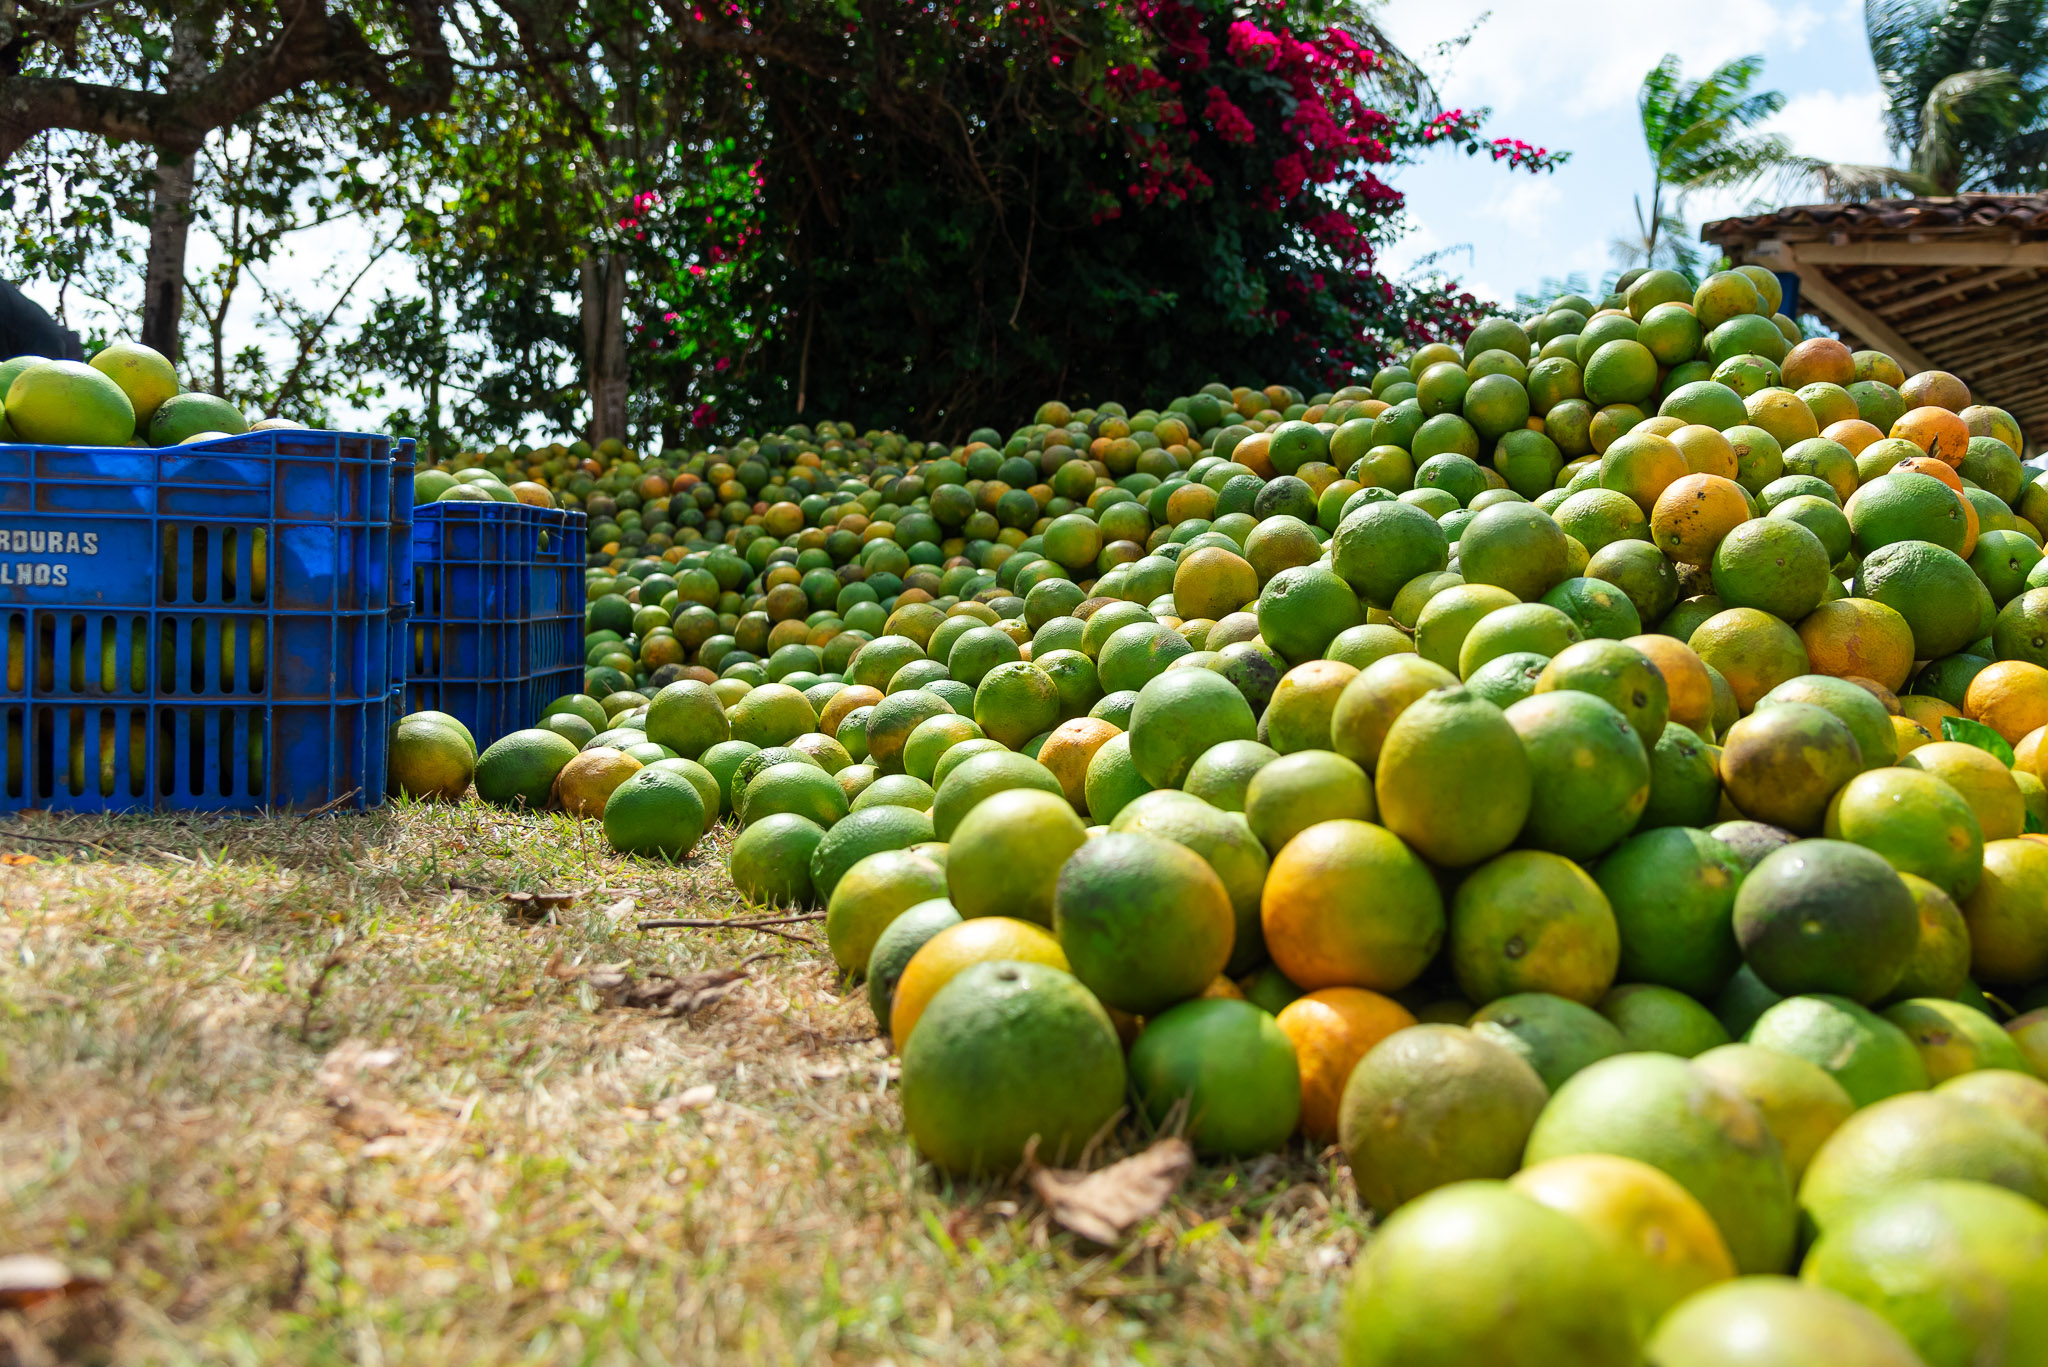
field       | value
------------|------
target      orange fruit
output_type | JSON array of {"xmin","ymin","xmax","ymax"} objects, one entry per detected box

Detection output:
[
  {"xmin": 1274, "ymin": 987, "xmax": 1416, "ymax": 1142},
  {"xmin": 1627, "ymin": 634, "xmax": 1715, "ymax": 735},
  {"xmin": 2015, "ymin": 724, "xmax": 2048, "ymax": 780},
  {"xmin": 1964, "ymin": 660, "xmax": 2048, "ymax": 745},
  {"xmin": 1260, "ymin": 818, "xmax": 1444, "ymax": 992},
  {"xmin": 1795, "ymin": 598, "xmax": 1918, "ymax": 693},
  {"xmin": 1173, "ymin": 546, "xmax": 1259, "ymax": 620},
  {"xmin": 1823, "ymin": 418, "xmax": 1885, "ymax": 455},
  {"xmin": 1902, "ymin": 741, "xmax": 2026, "ymax": 842},
  {"xmin": 1690, "ymin": 607, "xmax": 1812, "ymax": 713},
  {"xmin": 1670, "ymin": 424, "xmax": 1739, "ymax": 479},
  {"xmin": 890, "ymin": 917, "xmax": 1069, "ymax": 1046},
  {"xmin": 1782, "ymin": 337, "xmax": 1856, "ymax": 388},
  {"xmin": 1037, "ymin": 716, "xmax": 1120, "ymax": 814},
  {"xmin": 1890, "ymin": 406, "xmax": 1971, "ymax": 465},
  {"xmin": 1510, "ymin": 1153, "xmax": 1738, "ymax": 1335},
  {"xmin": 1898, "ymin": 694, "xmax": 1960, "ymax": 734},
  {"xmin": 1901, "ymin": 369, "xmax": 1971, "ymax": 412},
  {"xmin": 819, "ymin": 684, "xmax": 884, "ymax": 736},
  {"xmin": 1600, "ymin": 430, "xmax": 1689, "ymax": 514},
  {"xmin": 1894, "ymin": 455, "xmax": 1963, "ymax": 492},
  {"xmin": 1651, "ymin": 473, "xmax": 1750, "ymax": 565}
]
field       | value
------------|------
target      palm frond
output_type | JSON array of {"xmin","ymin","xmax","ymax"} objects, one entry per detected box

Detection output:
[{"xmin": 1915, "ymin": 66, "xmax": 2023, "ymax": 189}]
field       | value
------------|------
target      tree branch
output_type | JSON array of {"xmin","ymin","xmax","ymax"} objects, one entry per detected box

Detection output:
[{"xmin": 0, "ymin": 0, "xmax": 453, "ymax": 167}]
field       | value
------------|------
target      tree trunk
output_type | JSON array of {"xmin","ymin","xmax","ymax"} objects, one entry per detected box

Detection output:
[
  {"xmin": 140, "ymin": 23, "xmax": 206, "ymax": 362},
  {"xmin": 581, "ymin": 252, "xmax": 629, "ymax": 446},
  {"xmin": 140, "ymin": 151, "xmax": 195, "ymax": 360}
]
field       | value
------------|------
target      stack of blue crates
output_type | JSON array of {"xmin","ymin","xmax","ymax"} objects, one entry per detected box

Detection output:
[
  {"xmin": 0, "ymin": 431, "xmax": 410, "ymax": 813},
  {"xmin": 405, "ymin": 502, "xmax": 586, "ymax": 748}
]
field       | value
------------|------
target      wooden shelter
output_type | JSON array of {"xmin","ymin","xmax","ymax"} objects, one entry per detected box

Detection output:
[{"xmin": 1702, "ymin": 195, "xmax": 2048, "ymax": 447}]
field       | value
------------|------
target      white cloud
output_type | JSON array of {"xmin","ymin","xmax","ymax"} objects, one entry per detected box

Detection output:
[
  {"xmin": 1765, "ymin": 88, "xmax": 1894, "ymax": 166},
  {"xmin": 1380, "ymin": 0, "xmax": 1829, "ymax": 118}
]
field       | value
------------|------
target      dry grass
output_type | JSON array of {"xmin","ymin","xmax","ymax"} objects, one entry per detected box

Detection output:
[{"xmin": 0, "ymin": 800, "xmax": 1365, "ymax": 1365}]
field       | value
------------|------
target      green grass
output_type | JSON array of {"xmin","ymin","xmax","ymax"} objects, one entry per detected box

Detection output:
[{"xmin": 0, "ymin": 800, "xmax": 1365, "ymax": 1364}]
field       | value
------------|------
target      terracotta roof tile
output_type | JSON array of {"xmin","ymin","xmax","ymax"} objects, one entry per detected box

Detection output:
[{"xmin": 1703, "ymin": 194, "xmax": 2048, "ymax": 240}]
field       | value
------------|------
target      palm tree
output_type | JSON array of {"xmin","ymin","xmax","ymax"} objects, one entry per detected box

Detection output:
[
  {"xmin": 1866, "ymin": 0, "xmax": 2048, "ymax": 195},
  {"xmin": 1613, "ymin": 54, "xmax": 1816, "ymax": 276}
]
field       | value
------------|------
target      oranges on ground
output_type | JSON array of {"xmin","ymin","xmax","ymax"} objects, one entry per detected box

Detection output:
[
  {"xmin": 1337, "ymin": 1024, "xmax": 1550, "ymax": 1215},
  {"xmin": 1524, "ymin": 1052, "xmax": 1797, "ymax": 1274},
  {"xmin": 1342, "ymin": 1181, "xmax": 1642, "ymax": 1367},
  {"xmin": 1963, "ymin": 659, "xmax": 2048, "ymax": 744},
  {"xmin": 601, "ymin": 762, "xmax": 709, "ymax": 862},
  {"xmin": 1051, "ymin": 831, "xmax": 1234, "ymax": 1015},
  {"xmin": 1375, "ymin": 686, "xmax": 1533, "ymax": 867},
  {"xmin": 890, "ymin": 916, "xmax": 1068, "ymax": 1046},
  {"xmin": 1510, "ymin": 1154, "xmax": 1736, "ymax": 1334},
  {"xmin": 1891, "ymin": 404, "xmax": 1971, "ymax": 464},
  {"xmin": 1902, "ymin": 741, "xmax": 2025, "ymax": 842},
  {"xmin": 946, "ymin": 788, "xmax": 1087, "ymax": 925},
  {"xmin": 554, "ymin": 747, "xmax": 644, "ymax": 818},
  {"xmin": 389, "ymin": 714, "xmax": 477, "ymax": 800},
  {"xmin": 823, "ymin": 848, "xmax": 947, "ymax": 974},
  {"xmin": 1273, "ymin": 988, "xmax": 1414, "ymax": 1142},
  {"xmin": 1795, "ymin": 598, "xmax": 1916, "ymax": 692},
  {"xmin": 1261, "ymin": 818, "xmax": 1444, "ymax": 991},
  {"xmin": 1035, "ymin": 716, "xmax": 1118, "ymax": 813},
  {"xmin": 1128, "ymin": 998, "xmax": 1301, "ymax": 1158},
  {"xmin": 1127, "ymin": 667, "xmax": 1257, "ymax": 787},
  {"xmin": 1963, "ymin": 837, "xmax": 2048, "ymax": 984},
  {"xmin": 899, "ymin": 959, "xmax": 1125, "ymax": 1175},
  {"xmin": 1652, "ymin": 473, "xmax": 1750, "ymax": 564},
  {"xmin": 1264, "ymin": 658, "xmax": 1359, "ymax": 752},
  {"xmin": 1173, "ymin": 546, "xmax": 1258, "ymax": 619},
  {"xmin": 1690, "ymin": 607, "xmax": 1812, "ymax": 712}
]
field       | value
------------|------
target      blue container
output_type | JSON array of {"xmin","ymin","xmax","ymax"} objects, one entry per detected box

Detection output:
[
  {"xmin": 0, "ymin": 430, "xmax": 406, "ymax": 813},
  {"xmin": 406, "ymin": 501, "xmax": 586, "ymax": 747},
  {"xmin": 388, "ymin": 440, "xmax": 416, "ymax": 696}
]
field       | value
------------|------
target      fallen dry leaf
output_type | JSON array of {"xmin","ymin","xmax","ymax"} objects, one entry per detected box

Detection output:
[
  {"xmin": 599, "ymin": 896, "xmax": 637, "ymax": 924},
  {"xmin": 0, "ymin": 1255, "xmax": 116, "ymax": 1367},
  {"xmin": 546, "ymin": 955, "xmax": 752, "ymax": 1018},
  {"xmin": 1029, "ymin": 1139, "xmax": 1194, "ymax": 1246},
  {"xmin": 0, "ymin": 1257, "xmax": 100, "ymax": 1313},
  {"xmin": 0, "ymin": 853, "xmax": 39, "ymax": 867},
  {"xmin": 503, "ymin": 889, "xmax": 577, "ymax": 923},
  {"xmin": 315, "ymin": 1041, "xmax": 410, "ymax": 1140}
]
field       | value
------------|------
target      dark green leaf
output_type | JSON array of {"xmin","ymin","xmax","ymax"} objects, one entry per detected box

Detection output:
[{"xmin": 1941, "ymin": 714, "xmax": 2016, "ymax": 767}]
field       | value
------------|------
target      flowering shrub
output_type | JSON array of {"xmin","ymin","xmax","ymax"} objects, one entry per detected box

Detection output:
[{"xmin": 618, "ymin": 0, "xmax": 1565, "ymax": 439}]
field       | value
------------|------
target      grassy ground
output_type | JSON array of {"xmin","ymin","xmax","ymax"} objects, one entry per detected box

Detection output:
[{"xmin": 0, "ymin": 800, "xmax": 1364, "ymax": 1365}]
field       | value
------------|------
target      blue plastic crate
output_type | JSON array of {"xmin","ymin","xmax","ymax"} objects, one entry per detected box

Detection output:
[
  {"xmin": 0, "ymin": 430, "xmax": 406, "ymax": 813},
  {"xmin": 405, "ymin": 501, "xmax": 587, "ymax": 747},
  {"xmin": 388, "ymin": 441, "xmax": 416, "ymax": 696}
]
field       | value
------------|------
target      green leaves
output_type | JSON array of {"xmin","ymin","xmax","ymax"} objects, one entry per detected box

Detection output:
[{"xmin": 1941, "ymin": 713, "xmax": 2017, "ymax": 768}]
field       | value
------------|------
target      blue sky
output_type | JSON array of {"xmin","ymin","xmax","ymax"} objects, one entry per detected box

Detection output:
[{"xmin": 1376, "ymin": 0, "xmax": 1895, "ymax": 306}]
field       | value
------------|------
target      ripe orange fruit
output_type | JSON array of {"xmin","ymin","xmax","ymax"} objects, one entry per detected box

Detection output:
[
  {"xmin": 1890, "ymin": 406, "xmax": 1971, "ymax": 465},
  {"xmin": 1690, "ymin": 608, "xmax": 1812, "ymax": 713},
  {"xmin": 1901, "ymin": 369, "xmax": 1971, "ymax": 412},
  {"xmin": 1260, "ymin": 818, "xmax": 1444, "ymax": 992},
  {"xmin": 1894, "ymin": 455, "xmax": 1963, "ymax": 492},
  {"xmin": 1037, "ymin": 716, "xmax": 1120, "ymax": 813},
  {"xmin": 890, "ymin": 917, "xmax": 1069, "ymax": 1046},
  {"xmin": 1964, "ymin": 660, "xmax": 2048, "ymax": 745},
  {"xmin": 1651, "ymin": 473, "xmax": 1751, "ymax": 565},
  {"xmin": 1627, "ymin": 634, "xmax": 1715, "ymax": 735},
  {"xmin": 1822, "ymin": 418, "xmax": 1885, "ymax": 455},
  {"xmin": 1274, "ymin": 987, "xmax": 1417, "ymax": 1142},
  {"xmin": 1795, "ymin": 597, "xmax": 1918, "ymax": 693}
]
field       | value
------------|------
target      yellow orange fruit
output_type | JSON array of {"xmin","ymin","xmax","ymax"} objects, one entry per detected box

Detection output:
[{"xmin": 1274, "ymin": 987, "xmax": 1416, "ymax": 1142}]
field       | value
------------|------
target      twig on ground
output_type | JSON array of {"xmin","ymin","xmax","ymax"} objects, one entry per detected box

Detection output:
[
  {"xmin": 298, "ymin": 788, "xmax": 362, "ymax": 821},
  {"xmin": 0, "ymin": 827, "xmax": 114, "ymax": 855}
]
